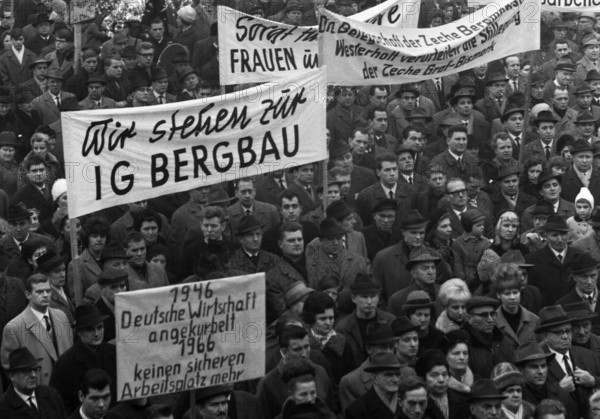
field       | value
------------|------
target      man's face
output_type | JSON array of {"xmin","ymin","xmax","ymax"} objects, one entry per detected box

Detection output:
[
  {"xmin": 55, "ymin": 37, "xmax": 68, "ymax": 52},
  {"xmin": 126, "ymin": 239, "xmax": 146, "ymax": 267},
  {"xmin": 489, "ymin": 81, "xmax": 506, "ymax": 99},
  {"xmin": 296, "ymin": 165, "xmax": 314, "ymax": 185},
  {"xmin": 47, "ymin": 77, "xmax": 62, "ymax": 95},
  {"xmin": 556, "ymin": 70, "xmax": 574, "ymax": 86},
  {"xmin": 32, "ymin": 63, "xmax": 47, "ymax": 79},
  {"xmin": 11, "ymin": 35, "xmax": 23, "ymax": 51},
  {"xmin": 377, "ymin": 161, "xmax": 398, "ymax": 187},
  {"xmin": 578, "ymin": 122, "xmax": 595, "ymax": 139},
  {"xmin": 201, "ymin": 217, "xmax": 225, "ymax": 241},
  {"xmin": 88, "ymin": 82, "xmax": 103, "ymax": 101},
  {"xmin": 505, "ymin": 57, "xmax": 520, "ymax": 78},
  {"xmin": 284, "ymin": 336, "xmax": 310, "ymax": 361},
  {"xmin": 36, "ymin": 22, "xmax": 51, "ymax": 35},
  {"xmin": 279, "ymin": 230, "xmax": 304, "ymax": 259},
  {"xmin": 454, "ymin": 97, "xmax": 473, "ymax": 117},
  {"xmin": 132, "ymin": 86, "xmax": 150, "ymax": 103},
  {"xmin": 374, "ymin": 371, "xmax": 401, "ymax": 394},
  {"xmin": 200, "ymin": 395, "xmax": 229, "ymax": 419},
  {"xmin": 137, "ymin": 48, "xmax": 155, "ymax": 68},
  {"xmin": 47, "ymin": 264, "xmax": 66, "ymax": 289},
  {"xmin": 573, "ymin": 268, "xmax": 598, "ymax": 295},
  {"xmin": 521, "ymin": 359, "xmax": 548, "ymax": 386},
  {"xmin": 102, "ymin": 280, "xmax": 127, "ymax": 305},
  {"xmin": 291, "ymin": 381, "xmax": 317, "ymax": 405},
  {"xmin": 236, "ymin": 181, "xmax": 256, "ymax": 207},
  {"xmin": 79, "ymin": 386, "xmax": 111, "ymax": 419},
  {"xmin": 573, "ymin": 150, "xmax": 594, "ymax": 173},
  {"xmin": 373, "ymin": 209, "xmax": 396, "ymax": 231},
  {"xmin": 280, "ymin": 197, "xmax": 301, "ymax": 222},
  {"xmin": 403, "ymin": 130, "xmax": 425, "ymax": 152},
  {"xmin": 579, "ymin": 17, "xmax": 595, "ymax": 33},
  {"xmin": 591, "ymin": 79, "xmax": 600, "ymax": 95},
  {"xmin": 471, "ymin": 400, "xmax": 503, "ymax": 419},
  {"xmin": 335, "ymin": 174, "xmax": 351, "ymax": 195},
  {"xmin": 10, "ymin": 367, "xmax": 40, "ymax": 394},
  {"xmin": 349, "ymin": 132, "xmax": 368, "ymax": 155},
  {"xmin": 370, "ymin": 87, "xmax": 388, "ymax": 107},
  {"xmin": 429, "ymin": 172, "xmax": 447, "ymax": 194},
  {"xmin": 539, "ymin": 178, "xmax": 561, "ymax": 202},
  {"xmin": 410, "ymin": 308, "xmax": 431, "ymax": 331},
  {"xmin": 576, "ymin": 92, "xmax": 593, "ymax": 109},
  {"xmin": 553, "ymin": 90, "xmax": 569, "ymax": 110},
  {"xmin": 495, "ymin": 138, "xmax": 513, "ymax": 161},
  {"xmin": 321, "ymin": 235, "xmax": 344, "ymax": 256},
  {"xmin": 27, "ymin": 280, "xmax": 51, "ymax": 311},
  {"xmin": 500, "ymin": 174, "xmax": 519, "ymax": 196},
  {"xmin": 468, "ymin": 306, "xmax": 497, "ymax": 334},
  {"xmin": 351, "ymin": 293, "xmax": 379, "ymax": 317},
  {"xmin": 152, "ymin": 78, "xmax": 168, "ymax": 94},
  {"xmin": 82, "ymin": 57, "xmax": 98, "ymax": 74},
  {"xmin": 397, "ymin": 151, "xmax": 415, "ymax": 173},
  {"xmin": 554, "ymin": 42, "xmax": 570, "ymax": 58},
  {"xmin": 12, "ymin": 218, "xmax": 30, "ymax": 241},
  {"xmin": 102, "ymin": 258, "xmax": 128, "ymax": 271},
  {"xmin": 399, "ymin": 92, "xmax": 417, "ymax": 112},
  {"xmin": 326, "ymin": 185, "xmax": 341, "ymax": 203},
  {"xmin": 447, "ymin": 131, "xmax": 468, "ymax": 155},
  {"xmin": 545, "ymin": 230, "xmax": 568, "ymax": 252},
  {"xmin": 105, "ymin": 59, "xmax": 124, "ymax": 78},
  {"xmin": 78, "ymin": 323, "xmax": 104, "ymax": 347},
  {"xmin": 337, "ymin": 89, "xmax": 355, "ymax": 108},
  {"xmin": 544, "ymin": 324, "xmax": 573, "ymax": 353},
  {"xmin": 412, "ymin": 262, "xmax": 436, "ymax": 286},
  {"xmin": 140, "ymin": 220, "xmax": 159, "ymax": 245},
  {"xmin": 447, "ymin": 180, "xmax": 468, "ymax": 209},
  {"xmin": 27, "ymin": 163, "xmax": 46, "ymax": 186},
  {"xmin": 371, "ymin": 110, "xmax": 388, "ymax": 133},
  {"xmin": 401, "ymin": 227, "xmax": 426, "ymax": 248},
  {"xmin": 573, "ymin": 320, "xmax": 593, "ymax": 345},
  {"xmin": 400, "ymin": 387, "xmax": 428, "ymax": 419},
  {"xmin": 149, "ymin": 23, "xmax": 164, "ymax": 40},
  {"xmin": 239, "ymin": 229, "xmax": 262, "ymax": 253}
]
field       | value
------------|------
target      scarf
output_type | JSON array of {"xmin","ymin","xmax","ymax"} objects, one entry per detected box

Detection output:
[
  {"xmin": 447, "ymin": 367, "xmax": 473, "ymax": 394},
  {"xmin": 502, "ymin": 404, "xmax": 524, "ymax": 419},
  {"xmin": 435, "ymin": 310, "xmax": 462, "ymax": 334},
  {"xmin": 309, "ymin": 328, "xmax": 346, "ymax": 356}
]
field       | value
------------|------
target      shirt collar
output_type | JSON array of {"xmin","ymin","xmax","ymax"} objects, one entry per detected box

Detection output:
[
  {"xmin": 448, "ymin": 149, "xmax": 463, "ymax": 161},
  {"xmin": 28, "ymin": 306, "xmax": 49, "ymax": 325},
  {"xmin": 380, "ymin": 183, "xmax": 396, "ymax": 196},
  {"xmin": 549, "ymin": 246, "xmax": 567, "ymax": 260}
]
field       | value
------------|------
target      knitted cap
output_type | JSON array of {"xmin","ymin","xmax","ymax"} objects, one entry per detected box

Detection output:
[
  {"xmin": 575, "ymin": 187, "xmax": 594, "ymax": 208},
  {"xmin": 51, "ymin": 178, "xmax": 67, "ymax": 202},
  {"xmin": 491, "ymin": 362, "xmax": 523, "ymax": 391},
  {"xmin": 477, "ymin": 249, "xmax": 501, "ymax": 282}
]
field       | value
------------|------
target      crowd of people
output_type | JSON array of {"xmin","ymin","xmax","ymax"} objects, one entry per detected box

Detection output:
[{"xmin": 0, "ymin": 0, "xmax": 600, "ymax": 418}]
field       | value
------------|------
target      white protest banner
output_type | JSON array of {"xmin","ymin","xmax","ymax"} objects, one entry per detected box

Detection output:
[
  {"xmin": 63, "ymin": 68, "xmax": 327, "ymax": 219},
  {"xmin": 540, "ymin": 0, "xmax": 600, "ymax": 12},
  {"xmin": 318, "ymin": 0, "xmax": 540, "ymax": 85},
  {"xmin": 115, "ymin": 273, "xmax": 265, "ymax": 401},
  {"xmin": 219, "ymin": 0, "xmax": 420, "ymax": 84}
]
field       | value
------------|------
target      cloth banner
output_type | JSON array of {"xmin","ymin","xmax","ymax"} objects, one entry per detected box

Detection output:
[
  {"xmin": 318, "ymin": 0, "xmax": 540, "ymax": 85},
  {"xmin": 63, "ymin": 68, "xmax": 327, "ymax": 218},
  {"xmin": 540, "ymin": 0, "xmax": 600, "ymax": 12},
  {"xmin": 218, "ymin": 0, "xmax": 420, "ymax": 84},
  {"xmin": 115, "ymin": 273, "xmax": 266, "ymax": 401}
]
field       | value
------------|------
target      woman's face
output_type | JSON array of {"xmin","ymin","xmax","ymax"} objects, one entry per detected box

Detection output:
[
  {"xmin": 527, "ymin": 164, "xmax": 543, "ymax": 184},
  {"xmin": 28, "ymin": 210, "xmax": 39, "ymax": 231},
  {"xmin": 561, "ymin": 146, "xmax": 573, "ymax": 162},
  {"xmin": 502, "ymin": 385, "xmax": 523, "ymax": 411},
  {"xmin": 447, "ymin": 300, "xmax": 467, "ymax": 323},
  {"xmin": 29, "ymin": 246, "xmax": 47, "ymax": 267},
  {"xmin": 149, "ymin": 254, "xmax": 167, "ymax": 269},
  {"xmin": 435, "ymin": 216, "xmax": 453, "ymax": 241},
  {"xmin": 446, "ymin": 342, "xmax": 469, "ymax": 372},
  {"xmin": 312, "ymin": 308, "xmax": 335, "ymax": 335},
  {"xmin": 0, "ymin": 145, "xmax": 15, "ymax": 162},
  {"xmin": 426, "ymin": 365, "xmax": 449, "ymax": 396},
  {"xmin": 498, "ymin": 219, "xmax": 518, "ymax": 241},
  {"xmin": 3, "ymin": 34, "xmax": 11, "ymax": 51}
]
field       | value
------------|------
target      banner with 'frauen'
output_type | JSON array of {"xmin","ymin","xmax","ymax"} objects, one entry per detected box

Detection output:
[
  {"xmin": 318, "ymin": 0, "xmax": 540, "ymax": 85},
  {"xmin": 115, "ymin": 274, "xmax": 265, "ymax": 400},
  {"xmin": 218, "ymin": 0, "xmax": 420, "ymax": 84},
  {"xmin": 62, "ymin": 68, "xmax": 327, "ymax": 219}
]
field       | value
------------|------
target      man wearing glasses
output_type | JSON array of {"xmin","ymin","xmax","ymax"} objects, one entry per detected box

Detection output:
[
  {"xmin": 128, "ymin": 42, "xmax": 155, "ymax": 83},
  {"xmin": 462, "ymin": 296, "xmax": 512, "ymax": 378},
  {"xmin": 538, "ymin": 305, "xmax": 600, "ymax": 419},
  {"xmin": 0, "ymin": 347, "xmax": 66, "ymax": 417},
  {"xmin": 442, "ymin": 177, "xmax": 493, "ymax": 238}
]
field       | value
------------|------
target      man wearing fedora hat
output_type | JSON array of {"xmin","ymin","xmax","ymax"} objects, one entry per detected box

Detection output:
[
  {"xmin": 329, "ymin": 141, "xmax": 378, "ymax": 201},
  {"xmin": 521, "ymin": 110, "xmax": 559, "ymax": 164},
  {"xmin": 227, "ymin": 178, "xmax": 280, "ymax": 236},
  {"xmin": 0, "ymin": 347, "xmax": 67, "ymax": 418},
  {"xmin": 78, "ymin": 75, "xmax": 116, "ymax": 110},
  {"xmin": 573, "ymin": 109, "xmax": 600, "ymax": 146},
  {"xmin": 561, "ymin": 302, "xmax": 600, "ymax": 359},
  {"xmin": 526, "ymin": 214, "xmax": 582, "ymax": 304},
  {"xmin": 286, "ymin": 162, "xmax": 318, "ymax": 214},
  {"xmin": 561, "ymin": 139, "xmax": 600, "ymax": 204},
  {"xmin": 147, "ymin": 67, "xmax": 175, "ymax": 106},
  {"xmin": 542, "ymin": 60, "xmax": 577, "ymax": 105},
  {"xmin": 31, "ymin": 68, "xmax": 77, "ymax": 125},
  {"xmin": 373, "ymin": 209, "xmax": 450, "ymax": 304},
  {"xmin": 576, "ymin": 36, "xmax": 600, "ymax": 83},
  {"xmin": 557, "ymin": 253, "xmax": 600, "ymax": 334},
  {"xmin": 228, "ymin": 214, "xmax": 281, "ymax": 274},
  {"xmin": 388, "ymin": 85, "xmax": 421, "ymax": 139},
  {"xmin": 24, "ymin": 12, "xmax": 54, "ymax": 55},
  {"xmin": 18, "ymin": 55, "xmax": 50, "ymax": 98},
  {"xmin": 573, "ymin": 84, "xmax": 600, "ymax": 122},
  {"xmin": 49, "ymin": 305, "xmax": 116, "ymax": 414},
  {"xmin": 474, "ymin": 73, "xmax": 508, "ymax": 122},
  {"xmin": 490, "ymin": 162, "xmax": 537, "ymax": 222},
  {"xmin": 93, "ymin": 267, "xmax": 128, "ymax": 343},
  {"xmin": 37, "ymin": 248, "xmax": 75, "ymax": 325},
  {"xmin": 361, "ymin": 198, "xmax": 403, "ymax": 261},
  {"xmin": 1, "ymin": 273, "xmax": 73, "ymax": 386},
  {"xmin": 345, "ymin": 352, "xmax": 404, "ymax": 419},
  {"xmin": 467, "ymin": 379, "xmax": 508, "ymax": 419}
]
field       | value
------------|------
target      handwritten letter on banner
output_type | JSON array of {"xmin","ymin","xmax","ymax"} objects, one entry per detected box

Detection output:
[
  {"xmin": 318, "ymin": 0, "xmax": 540, "ymax": 85},
  {"xmin": 62, "ymin": 68, "xmax": 327, "ymax": 219},
  {"xmin": 218, "ymin": 0, "xmax": 420, "ymax": 84},
  {"xmin": 116, "ymin": 273, "xmax": 265, "ymax": 401}
]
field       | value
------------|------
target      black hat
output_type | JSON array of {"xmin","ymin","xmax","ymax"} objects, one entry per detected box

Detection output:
[
  {"xmin": 0, "ymin": 131, "xmax": 19, "ymax": 147},
  {"xmin": 364, "ymin": 352, "xmax": 402, "ymax": 372},
  {"xmin": 541, "ymin": 214, "xmax": 570, "ymax": 232},
  {"xmin": 86, "ymin": 74, "xmax": 106, "ymax": 85},
  {"xmin": 395, "ymin": 145, "xmax": 417, "ymax": 158},
  {"xmin": 73, "ymin": 305, "xmax": 108, "ymax": 330},
  {"xmin": 98, "ymin": 267, "xmax": 128, "ymax": 286},
  {"xmin": 151, "ymin": 67, "xmax": 168, "ymax": 81},
  {"xmin": 514, "ymin": 341, "xmax": 555, "ymax": 365},
  {"xmin": 391, "ymin": 316, "xmax": 420, "ymax": 336},
  {"xmin": 121, "ymin": 46, "xmax": 137, "ymax": 58},
  {"xmin": 530, "ymin": 72, "xmax": 547, "ymax": 86},
  {"xmin": 330, "ymin": 141, "xmax": 352, "ymax": 159},
  {"xmin": 501, "ymin": 105, "xmax": 525, "ymax": 122},
  {"xmin": 15, "ymin": 91, "xmax": 35, "ymax": 104},
  {"xmin": 535, "ymin": 305, "xmax": 572, "ymax": 333},
  {"xmin": 536, "ymin": 170, "xmax": 562, "ymax": 190},
  {"xmin": 206, "ymin": 188, "xmax": 236, "ymax": 206},
  {"xmin": 177, "ymin": 66, "xmax": 197, "ymax": 83},
  {"xmin": 5, "ymin": 347, "xmax": 42, "ymax": 371},
  {"xmin": 571, "ymin": 139, "xmax": 596, "ymax": 155},
  {"xmin": 406, "ymin": 107, "xmax": 432, "ymax": 121},
  {"xmin": 236, "ymin": 214, "xmax": 263, "ymax": 235},
  {"xmin": 129, "ymin": 77, "xmax": 151, "ymax": 93},
  {"xmin": 326, "ymin": 199, "xmax": 352, "ymax": 220},
  {"xmin": 28, "ymin": 56, "xmax": 51, "ymax": 69},
  {"xmin": 466, "ymin": 296, "xmax": 499, "ymax": 312},
  {"xmin": 32, "ymin": 13, "xmax": 53, "ymax": 27},
  {"xmin": 469, "ymin": 379, "xmax": 508, "ymax": 402},
  {"xmin": 531, "ymin": 200, "xmax": 554, "ymax": 216},
  {"xmin": 534, "ymin": 110, "xmax": 557, "ymax": 124},
  {"xmin": 402, "ymin": 290, "xmax": 436, "ymax": 311},
  {"xmin": 36, "ymin": 249, "xmax": 65, "ymax": 273},
  {"xmin": 318, "ymin": 218, "xmax": 345, "ymax": 239},
  {"xmin": 350, "ymin": 273, "xmax": 381, "ymax": 295},
  {"xmin": 587, "ymin": 69, "xmax": 600, "ymax": 82},
  {"xmin": 575, "ymin": 110, "xmax": 597, "ymax": 125},
  {"xmin": 405, "ymin": 248, "xmax": 440, "ymax": 271},
  {"xmin": 571, "ymin": 253, "xmax": 599, "ymax": 274},
  {"xmin": 371, "ymin": 199, "xmax": 397, "ymax": 213},
  {"xmin": 101, "ymin": 242, "xmax": 129, "ymax": 262},
  {"xmin": 172, "ymin": 52, "xmax": 190, "ymax": 63},
  {"xmin": 399, "ymin": 209, "xmax": 428, "ymax": 229},
  {"xmin": 495, "ymin": 164, "xmax": 520, "ymax": 182},
  {"xmin": 484, "ymin": 72, "xmax": 508, "ymax": 85},
  {"xmin": 195, "ymin": 384, "xmax": 233, "ymax": 402},
  {"xmin": 284, "ymin": 402, "xmax": 322, "ymax": 419},
  {"xmin": 562, "ymin": 301, "xmax": 598, "ymax": 322},
  {"xmin": 555, "ymin": 61, "xmax": 577, "ymax": 73},
  {"xmin": 575, "ymin": 83, "xmax": 594, "ymax": 96},
  {"xmin": 365, "ymin": 321, "xmax": 397, "ymax": 345},
  {"xmin": 6, "ymin": 204, "xmax": 31, "ymax": 223}
]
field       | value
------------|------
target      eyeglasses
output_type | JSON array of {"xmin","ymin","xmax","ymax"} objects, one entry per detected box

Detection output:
[
  {"xmin": 547, "ymin": 328, "xmax": 572, "ymax": 336},
  {"xmin": 448, "ymin": 189, "xmax": 467, "ymax": 196},
  {"xmin": 472, "ymin": 311, "xmax": 497, "ymax": 319}
]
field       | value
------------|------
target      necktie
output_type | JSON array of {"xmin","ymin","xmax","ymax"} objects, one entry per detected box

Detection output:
[
  {"xmin": 587, "ymin": 295, "xmax": 594, "ymax": 305},
  {"xmin": 557, "ymin": 254, "xmax": 563, "ymax": 263},
  {"xmin": 278, "ymin": 179, "xmax": 285, "ymax": 191},
  {"xmin": 40, "ymin": 186, "xmax": 46, "ymax": 198},
  {"xmin": 55, "ymin": 95, "xmax": 61, "ymax": 107},
  {"xmin": 388, "ymin": 191, "xmax": 394, "ymax": 200},
  {"xmin": 512, "ymin": 80, "xmax": 518, "ymax": 91},
  {"xmin": 435, "ymin": 79, "xmax": 442, "ymax": 92},
  {"xmin": 408, "ymin": 176, "xmax": 413, "ymax": 185},
  {"xmin": 545, "ymin": 146, "xmax": 551, "ymax": 160},
  {"xmin": 563, "ymin": 354, "xmax": 574, "ymax": 377},
  {"xmin": 457, "ymin": 156, "xmax": 463, "ymax": 168},
  {"xmin": 306, "ymin": 186, "xmax": 312, "ymax": 197},
  {"xmin": 28, "ymin": 396, "xmax": 38, "ymax": 414},
  {"xmin": 461, "ymin": 120, "xmax": 469, "ymax": 127},
  {"xmin": 158, "ymin": 95, "xmax": 164, "ymax": 104},
  {"xmin": 245, "ymin": 209, "xmax": 251, "ymax": 216},
  {"xmin": 43, "ymin": 315, "xmax": 52, "ymax": 336},
  {"xmin": 514, "ymin": 136, "xmax": 520, "ymax": 148}
]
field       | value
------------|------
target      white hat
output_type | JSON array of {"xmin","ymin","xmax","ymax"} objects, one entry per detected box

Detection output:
[
  {"xmin": 177, "ymin": 6, "xmax": 197, "ymax": 23},
  {"xmin": 51, "ymin": 178, "xmax": 67, "ymax": 202},
  {"xmin": 575, "ymin": 187, "xmax": 594, "ymax": 208}
]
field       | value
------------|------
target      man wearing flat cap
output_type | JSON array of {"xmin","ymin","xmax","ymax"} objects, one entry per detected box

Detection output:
[
  {"xmin": 228, "ymin": 214, "xmax": 281, "ymax": 274},
  {"xmin": 526, "ymin": 214, "xmax": 582, "ymax": 305},
  {"xmin": 49, "ymin": 305, "xmax": 116, "ymax": 414},
  {"xmin": 557, "ymin": 254, "xmax": 600, "ymax": 334},
  {"xmin": 345, "ymin": 352, "xmax": 404, "ymax": 419},
  {"xmin": 462, "ymin": 296, "xmax": 513, "ymax": 377},
  {"xmin": 0, "ymin": 347, "xmax": 66, "ymax": 418},
  {"xmin": 542, "ymin": 60, "xmax": 577, "ymax": 106},
  {"xmin": 373, "ymin": 209, "xmax": 449, "ymax": 305},
  {"xmin": 537, "ymin": 305, "xmax": 600, "ymax": 419},
  {"xmin": 361, "ymin": 198, "xmax": 403, "ymax": 262}
]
